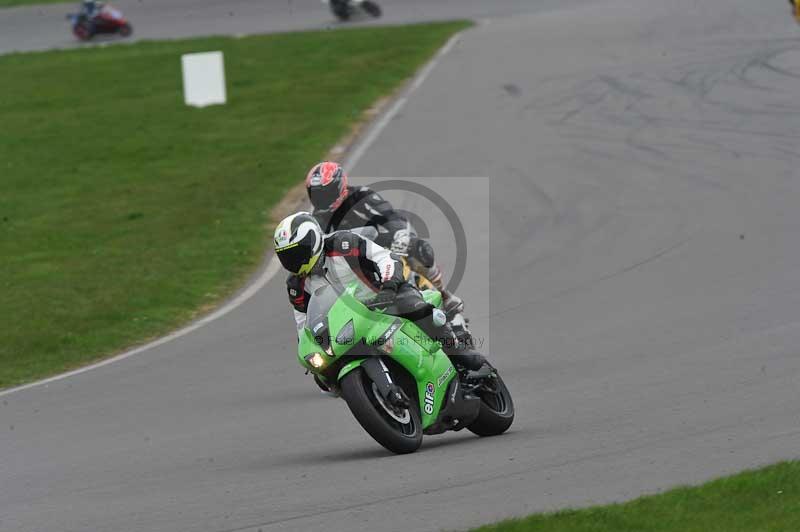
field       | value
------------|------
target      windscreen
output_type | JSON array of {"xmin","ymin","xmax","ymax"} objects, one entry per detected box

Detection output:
[{"xmin": 305, "ymin": 284, "xmax": 339, "ymax": 329}]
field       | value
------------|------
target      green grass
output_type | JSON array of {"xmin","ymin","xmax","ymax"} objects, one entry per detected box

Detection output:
[
  {"xmin": 0, "ymin": 21, "xmax": 470, "ymax": 388},
  {"xmin": 472, "ymin": 461, "xmax": 800, "ymax": 532},
  {"xmin": 1, "ymin": 0, "xmax": 68, "ymax": 8}
]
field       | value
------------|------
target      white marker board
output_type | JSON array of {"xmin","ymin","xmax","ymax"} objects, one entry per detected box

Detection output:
[{"xmin": 181, "ymin": 51, "xmax": 227, "ymax": 107}]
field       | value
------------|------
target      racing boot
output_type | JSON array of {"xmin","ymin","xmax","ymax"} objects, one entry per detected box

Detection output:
[
  {"xmin": 447, "ymin": 348, "xmax": 486, "ymax": 372},
  {"xmin": 414, "ymin": 310, "xmax": 485, "ymax": 371}
]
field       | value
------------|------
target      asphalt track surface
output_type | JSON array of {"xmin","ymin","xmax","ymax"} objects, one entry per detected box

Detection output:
[{"xmin": 2, "ymin": 1, "xmax": 800, "ymax": 531}]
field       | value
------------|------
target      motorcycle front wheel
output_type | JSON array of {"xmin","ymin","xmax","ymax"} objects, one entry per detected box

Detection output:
[
  {"xmin": 340, "ymin": 367, "xmax": 422, "ymax": 454},
  {"xmin": 119, "ymin": 23, "xmax": 133, "ymax": 37},
  {"xmin": 73, "ymin": 21, "xmax": 92, "ymax": 41}
]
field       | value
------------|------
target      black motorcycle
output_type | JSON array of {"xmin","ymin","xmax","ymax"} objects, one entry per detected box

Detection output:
[{"xmin": 326, "ymin": 0, "xmax": 382, "ymax": 21}]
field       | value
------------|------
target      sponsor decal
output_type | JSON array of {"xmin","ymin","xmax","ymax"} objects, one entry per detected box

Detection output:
[
  {"xmin": 437, "ymin": 365, "xmax": 454, "ymax": 387},
  {"xmin": 276, "ymin": 242, "xmax": 299, "ymax": 252},
  {"xmin": 383, "ymin": 264, "xmax": 393, "ymax": 281},
  {"xmin": 341, "ymin": 240, "xmax": 350, "ymax": 251},
  {"xmin": 313, "ymin": 322, "xmax": 324, "ymax": 333},
  {"xmin": 276, "ymin": 228, "xmax": 289, "ymax": 246},
  {"xmin": 384, "ymin": 321, "xmax": 400, "ymax": 338},
  {"xmin": 424, "ymin": 382, "xmax": 435, "ymax": 415},
  {"xmin": 375, "ymin": 319, "xmax": 401, "ymax": 347}
]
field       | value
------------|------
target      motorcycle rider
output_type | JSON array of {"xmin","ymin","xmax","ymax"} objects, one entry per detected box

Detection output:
[
  {"xmin": 329, "ymin": 0, "xmax": 349, "ymax": 18},
  {"xmin": 79, "ymin": 0, "xmax": 102, "ymax": 18},
  {"xmin": 303, "ymin": 161, "xmax": 464, "ymax": 318},
  {"xmin": 274, "ymin": 212, "xmax": 484, "ymax": 393},
  {"xmin": 78, "ymin": 0, "xmax": 102, "ymax": 32}
]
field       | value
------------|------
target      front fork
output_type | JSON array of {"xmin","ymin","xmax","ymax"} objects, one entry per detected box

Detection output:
[{"xmin": 361, "ymin": 356, "xmax": 410, "ymax": 409}]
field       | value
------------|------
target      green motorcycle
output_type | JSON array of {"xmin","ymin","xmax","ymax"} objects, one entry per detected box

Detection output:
[{"xmin": 298, "ymin": 283, "xmax": 514, "ymax": 454}]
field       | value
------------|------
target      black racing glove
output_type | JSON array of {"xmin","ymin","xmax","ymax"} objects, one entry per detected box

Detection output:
[{"xmin": 366, "ymin": 281, "xmax": 399, "ymax": 310}]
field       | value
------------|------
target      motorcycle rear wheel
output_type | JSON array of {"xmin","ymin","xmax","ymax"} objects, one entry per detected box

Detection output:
[
  {"xmin": 467, "ymin": 368, "xmax": 514, "ymax": 437},
  {"xmin": 341, "ymin": 367, "xmax": 422, "ymax": 454}
]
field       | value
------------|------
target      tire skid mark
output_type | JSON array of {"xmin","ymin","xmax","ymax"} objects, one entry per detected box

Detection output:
[{"xmin": 524, "ymin": 39, "xmax": 800, "ymax": 176}]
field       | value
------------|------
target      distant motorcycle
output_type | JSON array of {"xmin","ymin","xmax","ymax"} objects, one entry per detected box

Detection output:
[
  {"xmin": 324, "ymin": 0, "xmax": 382, "ymax": 21},
  {"xmin": 66, "ymin": 4, "xmax": 132, "ymax": 41}
]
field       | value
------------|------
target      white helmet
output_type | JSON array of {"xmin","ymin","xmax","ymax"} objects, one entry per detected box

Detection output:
[{"xmin": 274, "ymin": 212, "xmax": 324, "ymax": 276}]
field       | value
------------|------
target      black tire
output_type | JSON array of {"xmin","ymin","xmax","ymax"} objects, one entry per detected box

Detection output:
[
  {"xmin": 73, "ymin": 20, "xmax": 92, "ymax": 41},
  {"xmin": 362, "ymin": 0, "xmax": 382, "ymax": 18},
  {"xmin": 467, "ymin": 369, "xmax": 514, "ymax": 437},
  {"xmin": 119, "ymin": 23, "xmax": 133, "ymax": 37},
  {"xmin": 340, "ymin": 367, "xmax": 422, "ymax": 454}
]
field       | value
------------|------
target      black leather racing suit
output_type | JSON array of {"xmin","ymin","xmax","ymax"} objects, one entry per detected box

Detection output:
[
  {"xmin": 80, "ymin": 1, "xmax": 101, "ymax": 19},
  {"xmin": 312, "ymin": 185, "xmax": 458, "ymax": 309}
]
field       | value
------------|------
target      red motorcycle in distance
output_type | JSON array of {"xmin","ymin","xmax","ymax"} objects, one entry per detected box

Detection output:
[{"xmin": 66, "ymin": 4, "xmax": 133, "ymax": 41}]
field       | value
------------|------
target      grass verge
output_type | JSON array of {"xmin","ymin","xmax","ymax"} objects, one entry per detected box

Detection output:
[
  {"xmin": 1, "ymin": 0, "xmax": 68, "ymax": 7},
  {"xmin": 472, "ymin": 461, "xmax": 800, "ymax": 532},
  {"xmin": 0, "ymin": 21, "xmax": 470, "ymax": 388}
]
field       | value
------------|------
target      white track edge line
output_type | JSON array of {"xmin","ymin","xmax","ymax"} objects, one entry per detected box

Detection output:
[
  {"xmin": 0, "ymin": 30, "xmax": 463, "ymax": 398},
  {"xmin": 0, "ymin": 259, "xmax": 281, "ymax": 398}
]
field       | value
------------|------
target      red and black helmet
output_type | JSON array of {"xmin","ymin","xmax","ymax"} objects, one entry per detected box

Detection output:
[{"xmin": 306, "ymin": 161, "xmax": 349, "ymax": 212}]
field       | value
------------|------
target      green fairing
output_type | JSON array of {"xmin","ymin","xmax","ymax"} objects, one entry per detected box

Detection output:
[
  {"xmin": 298, "ymin": 284, "xmax": 456, "ymax": 428},
  {"xmin": 337, "ymin": 359, "xmax": 365, "ymax": 380}
]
